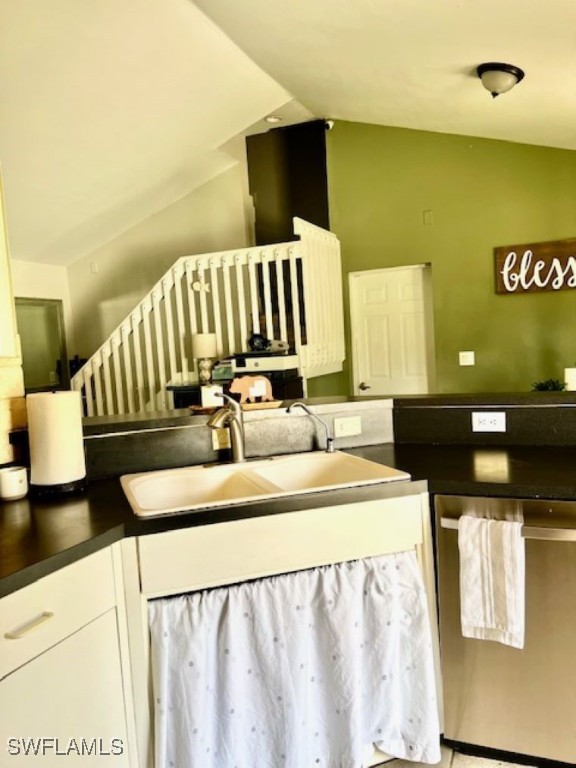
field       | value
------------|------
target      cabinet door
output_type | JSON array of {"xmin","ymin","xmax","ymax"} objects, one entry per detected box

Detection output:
[{"xmin": 0, "ymin": 609, "xmax": 131, "ymax": 766}]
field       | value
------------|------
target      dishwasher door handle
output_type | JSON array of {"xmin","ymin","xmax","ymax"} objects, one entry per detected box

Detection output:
[{"xmin": 440, "ymin": 517, "xmax": 576, "ymax": 542}]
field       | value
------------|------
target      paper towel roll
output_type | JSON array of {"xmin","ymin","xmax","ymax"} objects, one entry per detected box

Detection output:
[{"xmin": 27, "ymin": 391, "xmax": 86, "ymax": 491}]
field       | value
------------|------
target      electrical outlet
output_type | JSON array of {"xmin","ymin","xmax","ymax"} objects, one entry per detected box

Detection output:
[
  {"xmin": 471, "ymin": 411, "xmax": 506, "ymax": 433},
  {"xmin": 212, "ymin": 427, "xmax": 231, "ymax": 451},
  {"xmin": 333, "ymin": 416, "xmax": 362, "ymax": 438}
]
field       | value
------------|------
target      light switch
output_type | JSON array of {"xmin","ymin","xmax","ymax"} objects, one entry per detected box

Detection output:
[
  {"xmin": 334, "ymin": 416, "xmax": 362, "ymax": 438},
  {"xmin": 459, "ymin": 351, "xmax": 475, "ymax": 366},
  {"xmin": 423, "ymin": 209, "xmax": 434, "ymax": 226}
]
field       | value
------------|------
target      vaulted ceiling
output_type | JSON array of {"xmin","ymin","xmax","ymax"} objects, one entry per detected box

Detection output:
[
  {"xmin": 0, "ymin": 0, "xmax": 295, "ymax": 265},
  {"xmin": 3, "ymin": 0, "xmax": 575, "ymax": 265},
  {"xmin": 197, "ymin": 0, "xmax": 576, "ymax": 150}
]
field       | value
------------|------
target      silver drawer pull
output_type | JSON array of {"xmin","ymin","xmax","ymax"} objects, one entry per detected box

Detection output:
[
  {"xmin": 4, "ymin": 611, "xmax": 55, "ymax": 640},
  {"xmin": 440, "ymin": 517, "xmax": 576, "ymax": 542}
]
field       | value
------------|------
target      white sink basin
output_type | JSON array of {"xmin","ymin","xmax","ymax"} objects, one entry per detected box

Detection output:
[
  {"xmin": 121, "ymin": 451, "xmax": 410, "ymax": 518},
  {"xmin": 121, "ymin": 463, "xmax": 277, "ymax": 517},
  {"xmin": 248, "ymin": 451, "xmax": 409, "ymax": 492}
]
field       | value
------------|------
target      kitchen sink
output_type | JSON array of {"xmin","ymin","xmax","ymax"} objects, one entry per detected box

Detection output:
[
  {"xmin": 121, "ymin": 450, "xmax": 410, "ymax": 518},
  {"xmin": 120, "ymin": 463, "xmax": 277, "ymax": 517},
  {"xmin": 248, "ymin": 450, "xmax": 409, "ymax": 492}
]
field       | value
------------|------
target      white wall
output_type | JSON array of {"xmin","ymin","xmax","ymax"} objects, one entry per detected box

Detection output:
[
  {"xmin": 10, "ymin": 260, "xmax": 75, "ymax": 353},
  {"xmin": 67, "ymin": 154, "xmax": 253, "ymax": 357}
]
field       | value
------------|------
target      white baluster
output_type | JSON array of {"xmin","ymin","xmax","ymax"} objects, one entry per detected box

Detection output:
[
  {"xmin": 82, "ymin": 364, "xmax": 94, "ymax": 418},
  {"xmin": 186, "ymin": 260, "xmax": 199, "ymax": 335},
  {"xmin": 222, "ymin": 254, "xmax": 236, "ymax": 355},
  {"xmin": 142, "ymin": 299, "xmax": 156, "ymax": 412},
  {"xmin": 131, "ymin": 309, "xmax": 146, "ymax": 412},
  {"xmin": 186, "ymin": 259, "xmax": 199, "ymax": 377},
  {"xmin": 289, "ymin": 247, "xmax": 303, "ymax": 369},
  {"xmin": 261, "ymin": 249, "xmax": 274, "ymax": 340},
  {"xmin": 304, "ymin": 236, "xmax": 320, "ymax": 369},
  {"xmin": 102, "ymin": 342, "xmax": 114, "ymax": 416},
  {"xmin": 162, "ymin": 275, "xmax": 178, "ymax": 383},
  {"xmin": 121, "ymin": 322, "xmax": 135, "ymax": 413},
  {"xmin": 235, "ymin": 253, "xmax": 248, "ymax": 351},
  {"xmin": 197, "ymin": 259, "xmax": 209, "ymax": 332},
  {"xmin": 112, "ymin": 335, "xmax": 125, "ymax": 415},
  {"xmin": 93, "ymin": 355, "xmax": 104, "ymax": 416},
  {"xmin": 209, "ymin": 256, "xmax": 223, "ymax": 355},
  {"xmin": 173, "ymin": 262, "xmax": 189, "ymax": 380},
  {"xmin": 275, "ymin": 247, "xmax": 288, "ymax": 344},
  {"xmin": 247, "ymin": 252, "xmax": 261, "ymax": 336},
  {"xmin": 152, "ymin": 288, "xmax": 167, "ymax": 409}
]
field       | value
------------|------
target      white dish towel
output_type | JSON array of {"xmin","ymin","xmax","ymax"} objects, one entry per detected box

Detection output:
[{"xmin": 458, "ymin": 515, "xmax": 525, "ymax": 649}]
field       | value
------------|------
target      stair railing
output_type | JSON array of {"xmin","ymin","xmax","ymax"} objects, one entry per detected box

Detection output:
[{"xmin": 71, "ymin": 218, "xmax": 344, "ymax": 417}]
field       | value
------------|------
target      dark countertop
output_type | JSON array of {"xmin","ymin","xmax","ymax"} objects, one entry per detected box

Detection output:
[
  {"xmin": 4, "ymin": 442, "xmax": 576, "ymax": 599},
  {"xmin": 0, "ymin": 478, "xmax": 126, "ymax": 598},
  {"xmin": 348, "ymin": 443, "xmax": 576, "ymax": 500}
]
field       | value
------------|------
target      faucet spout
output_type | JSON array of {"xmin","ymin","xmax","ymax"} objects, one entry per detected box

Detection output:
[
  {"xmin": 287, "ymin": 402, "xmax": 335, "ymax": 453},
  {"xmin": 207, "ymin": 393, "xmax": 246, "ymax": 463}
]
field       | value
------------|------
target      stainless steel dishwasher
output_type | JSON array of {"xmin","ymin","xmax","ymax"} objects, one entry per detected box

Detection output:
[{"xmin": 435, "ymin": 494, "xmax": 576, "ymax": 764}]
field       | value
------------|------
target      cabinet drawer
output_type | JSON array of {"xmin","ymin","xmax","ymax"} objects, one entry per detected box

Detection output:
[
  {"xmin": 0, "ymin": 548, "xmax": 116, "ymax": 679},
  {"xmin": 138, "ymin": 496, "xmax": 423, "ymax": 598}
]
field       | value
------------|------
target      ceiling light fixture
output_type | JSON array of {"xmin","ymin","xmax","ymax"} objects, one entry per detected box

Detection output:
[
  {"xmin": 265, "ymin": 115, "xmax": 282, "ymax": 123},
  {"xmin": 477, "ymin": 62, "xmax": 525, "ymax": 98}
]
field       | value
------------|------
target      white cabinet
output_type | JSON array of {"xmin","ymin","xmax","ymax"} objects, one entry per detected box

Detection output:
[
  {"xmin": 0, "ymin": 546, "xmax": 137, "ymax": 767},
  {"xmin": 0, "ymin": 174, "xmax": 18, "ymax": 360},
  {"xmin": 0, "ymin": 611, "xmax": 130, "ymax": 765}
]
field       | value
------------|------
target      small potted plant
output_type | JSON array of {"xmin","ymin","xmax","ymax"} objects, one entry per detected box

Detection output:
[{"xmin": 532, "ymin": 378, "xmax": 566, "ymax": 391}]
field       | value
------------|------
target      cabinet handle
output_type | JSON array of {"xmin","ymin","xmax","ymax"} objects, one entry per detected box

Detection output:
[{"xmin": 4, "ymin": 611, "xmax": 55, "ymax": 640}]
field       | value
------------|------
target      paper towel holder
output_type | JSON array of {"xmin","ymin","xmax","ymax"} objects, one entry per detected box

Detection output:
[
  {"xmin": 29, "ymin": 475, "xmax": 86, "ymax": 498},
  {"xmin": 27, "ymin": 391, "xmax": 87, "ymax": 498}
]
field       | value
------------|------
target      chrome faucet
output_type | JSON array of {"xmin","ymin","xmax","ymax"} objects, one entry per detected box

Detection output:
[
  {"xmin": 287, "ymin": 402, "xmax": 335, "ymax": 453},
  {"xmin": 207, "ymin": 392, "xmax": 246, "ymax": 463}
]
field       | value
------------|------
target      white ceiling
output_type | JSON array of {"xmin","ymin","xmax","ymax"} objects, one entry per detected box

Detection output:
[
  {"xmin": 0, "ymin": 0, "xmax": 293, "ymax": 265},
  {"xmin": 197, "ymin": 0, "xmax": 576, "ymax": 150},
  {"xmin": 3, "ymin": 0, "xmax": 576, "ymax": 266}
]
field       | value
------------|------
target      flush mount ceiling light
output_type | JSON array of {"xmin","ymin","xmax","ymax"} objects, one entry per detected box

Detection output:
[
  {"xmin": 477, "ymin": 62, "xmax": 525, "ymax": 98},
  {"xmin": 265, "ymin": 115, "xmax": 282, "ymax": 123}
]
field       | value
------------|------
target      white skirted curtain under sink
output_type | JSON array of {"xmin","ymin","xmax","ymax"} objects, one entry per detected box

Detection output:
[{"xmin": 149, "ymin": 552, "xmax": 440, "ymax": 768}]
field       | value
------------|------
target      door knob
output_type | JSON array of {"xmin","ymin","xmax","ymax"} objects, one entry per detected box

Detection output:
[{"xmin": 359, "ymin": 382, "xmax": 371, "ymax": 391}]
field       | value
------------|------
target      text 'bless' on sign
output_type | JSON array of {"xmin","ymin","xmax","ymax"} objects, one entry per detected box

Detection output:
[{"xmin": 495, "ymin": 238, "xmax": 576, "ymax": 294}]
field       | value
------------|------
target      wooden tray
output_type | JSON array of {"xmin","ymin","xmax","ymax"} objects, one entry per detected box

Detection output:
[{"xmin": 241, "ymin": 400, "xmax": 283, "ymax": 411}]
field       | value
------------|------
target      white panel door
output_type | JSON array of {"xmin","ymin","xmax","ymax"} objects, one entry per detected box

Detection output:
[{"xmin": 350, "ymin": 265, "xmax": 434, "ymax": 395}]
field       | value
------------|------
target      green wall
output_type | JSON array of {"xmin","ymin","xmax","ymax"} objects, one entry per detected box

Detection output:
[{"xmin": 309, "ymin": 120, "xmax": 576, "ymax": 396}]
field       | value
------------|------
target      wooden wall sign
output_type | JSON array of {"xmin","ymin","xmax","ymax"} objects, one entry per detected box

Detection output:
[{"xmin": 494, "ymin": 238, "xmax": 576, "ymax": 294}]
